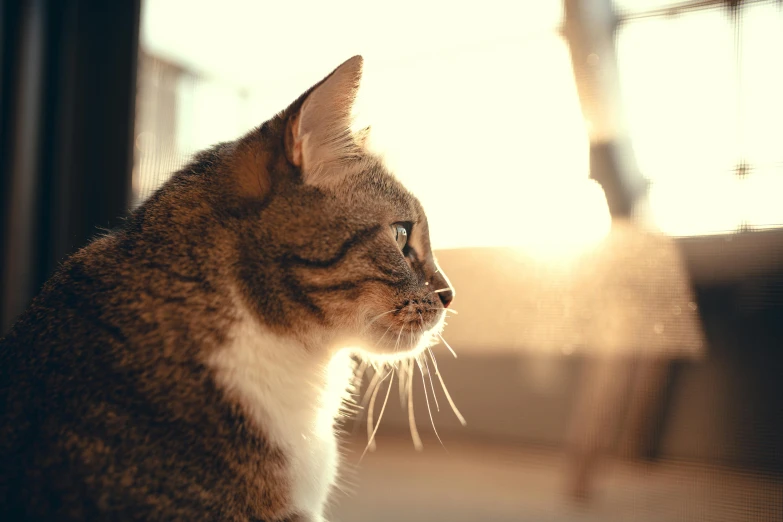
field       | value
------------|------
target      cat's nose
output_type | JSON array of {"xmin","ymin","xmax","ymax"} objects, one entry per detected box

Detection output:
[
  {"xmin": 438, "ymin": 288, "xmax": 454, "ymax": 308},
  {"xmin": 430, "ymin": 262, "xmax": 454, "ymax": 308}
]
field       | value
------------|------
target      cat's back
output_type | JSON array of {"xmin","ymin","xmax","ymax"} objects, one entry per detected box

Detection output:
[
  {"xmin": 0, "ymin": 233, "xmax": 154, "ymax": 519},
  {"xmin": 3, "ymin": 230, "xmax": 130, "ymax": 348},
  {"xmin": 0, "ymin": 220, "xmax": 251, "ymax": 521}
]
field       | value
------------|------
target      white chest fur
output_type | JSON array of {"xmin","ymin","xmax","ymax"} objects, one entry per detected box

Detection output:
[{"xmin": 208, "ymin": 309, "xmax": 354, "ymax": 520}]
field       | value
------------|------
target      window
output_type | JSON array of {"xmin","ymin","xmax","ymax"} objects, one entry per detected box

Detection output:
[
  {"xmin": 615, "ymin": 0, "xmax": 783, "ymax": 236},
  {"xmin": 134, "ymin": 0, "xmax": 610, "ymax": 251}
]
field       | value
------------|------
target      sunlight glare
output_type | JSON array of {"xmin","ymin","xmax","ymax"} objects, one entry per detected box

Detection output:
[
  {"xmin": 618, "ymin": 6, "xmax": 783, "ymax": 236},
  {"xmin": 355, "ymin": 37, "xmax": 597, "ymax": 252},
  {"xmin": 139, "ymin": 0, "xmax": 610, "ymax": 252}
]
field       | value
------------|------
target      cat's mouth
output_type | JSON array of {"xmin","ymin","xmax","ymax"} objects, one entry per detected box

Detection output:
[{"xmin": 361, "ymin": 306, "xmax": 445, "ymax": 358}]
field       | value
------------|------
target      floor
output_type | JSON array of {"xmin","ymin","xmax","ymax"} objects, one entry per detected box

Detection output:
[{"xmin": 327, "ymin": 435, "xmax": 783, "ymax": 522}]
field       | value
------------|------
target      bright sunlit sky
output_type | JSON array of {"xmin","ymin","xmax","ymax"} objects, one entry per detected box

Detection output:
[{"xmin": 139, "ymin": 0, "xmax": 782, "ymax": 246}]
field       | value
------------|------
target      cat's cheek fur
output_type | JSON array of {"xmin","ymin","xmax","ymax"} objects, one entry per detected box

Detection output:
[{"xmin": 208, "ymin": 301, "xmax": 353, "ymax": 521}]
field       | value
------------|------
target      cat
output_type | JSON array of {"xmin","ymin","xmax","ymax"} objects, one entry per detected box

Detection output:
[{"xmin": 0, "ymin": 55, "xmax": 454, "ymax": 522}]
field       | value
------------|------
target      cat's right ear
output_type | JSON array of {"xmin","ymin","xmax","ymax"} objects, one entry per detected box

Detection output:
[{"xmin": 284, "ymin": 56, "xmax": 363, "ymax": 184}]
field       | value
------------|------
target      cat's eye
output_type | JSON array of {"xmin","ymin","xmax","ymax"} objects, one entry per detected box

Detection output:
[{"xmin": 391, "ymin": 223, "xmax": 409, "ymax": 251}]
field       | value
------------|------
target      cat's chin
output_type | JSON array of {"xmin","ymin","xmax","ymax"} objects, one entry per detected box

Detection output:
[{"xmin": 343, "ymin": 320, "xmax": 444, "ymax": 363}]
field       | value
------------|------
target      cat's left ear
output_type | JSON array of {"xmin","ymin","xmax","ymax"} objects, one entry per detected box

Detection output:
[{"xmin": 285, "ymin": 56, "xmax": 363, "ymax": 182}]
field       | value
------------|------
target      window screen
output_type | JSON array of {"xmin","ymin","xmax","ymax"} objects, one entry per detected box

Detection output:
[{"xmin": 615, "ymin": 0, "xmax": 783, "ymax": 236}]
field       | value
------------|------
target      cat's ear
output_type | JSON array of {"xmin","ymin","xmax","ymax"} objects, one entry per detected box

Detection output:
[{"xmin": 285, "ymin": 56, "xmax": 363, "ymax": 181}]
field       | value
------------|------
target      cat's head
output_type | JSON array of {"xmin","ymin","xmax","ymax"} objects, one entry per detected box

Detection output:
[{"xmin": 216, "ymin": 56, "xmax": 453, "ymax": 358}]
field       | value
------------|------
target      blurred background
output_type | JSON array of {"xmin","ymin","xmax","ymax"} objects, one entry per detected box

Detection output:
[{"xmin": 1, "ymin": 0, "xmax": 782, "ymax": 520}]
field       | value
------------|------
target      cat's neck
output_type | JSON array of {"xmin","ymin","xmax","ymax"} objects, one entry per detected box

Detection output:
[
  {"xmin": 207, "ymin": 299, "xmax": 355, "ymax": 518},
  {"xmin": 209, "ymin": 299, "xmax": 354, "ymax": 434}
]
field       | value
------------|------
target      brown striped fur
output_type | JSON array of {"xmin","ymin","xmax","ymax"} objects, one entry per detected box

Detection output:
[{"xmin": 0, "ymin": 56, "xmax": 453, "ymax": 521}]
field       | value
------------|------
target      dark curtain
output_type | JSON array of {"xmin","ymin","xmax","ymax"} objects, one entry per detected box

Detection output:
[{"xmin": 0, "ymin": 0, "xmax": 140, "ymax": 333}]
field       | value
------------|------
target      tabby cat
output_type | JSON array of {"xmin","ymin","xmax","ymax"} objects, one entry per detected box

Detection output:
[{"xmin": 0, "ymin": 56, "xmax": 454, "ymax": 521}]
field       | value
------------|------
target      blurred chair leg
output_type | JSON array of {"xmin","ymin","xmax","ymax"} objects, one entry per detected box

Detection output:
[
  {"xmin": 617, "ymin": 357, "xmax": 671, "ymax": 460},
  {"xmin": 565, "ymin": 354, "xmax": 633, "ymax": 502}
]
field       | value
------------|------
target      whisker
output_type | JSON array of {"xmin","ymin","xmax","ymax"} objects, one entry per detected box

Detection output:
[
  {"xmin": 398, "ymin": 322, "xmax": 415, "ymax": 409},
  {"xmin": 361, "ymin": 369, "xmax": 394, "ymax": 461},
  {"xmin": 365, "ymin": 367, "xmax": 392, "ymax": 452},
  {"xmin": 393, "ymin": 324, "xmax": 405, "ymax": 354},
  {"xmin": 398, "ymin": 357, "xmax": 408, "ymax": 409},
  {"xmin": 364, "ymin": 309, "xmax": 398, "ymax": 330},
  {"xmin": 419, "ymin": 307, "xmax": 459, "ymax": 315},
  {"xmin": 407, "ymin": 357, "xmax": 423, "ymax": 451},
  {"xmin": 432, "ymin": 288, "xmax": 451, "ymax": 294},
  {"xmin": 438, "ymin": 333, "xmax": 458, "ymax": 359},
  {"xmin": 422, "ymin": 353, "xmax": 440, "ymax": 412},
  {"xmin": 369, "ymin": 308, "xmax": 398, "ymax": 321},
  {"xmin": 427, "ymin": 348, "xmax": 467, "ymax": 426},
  {"xmin": 358, "ymin": 366, "xmax": 382, "ymax": 410},
  {"xmin": 352, "ymin": 367, "xmax": 382, "ymax": 435},
  {"xmin": 373, "ymin": 322, "xmax": 396, "ymax": 350},
  {"xmin": 417, "ymin": 356, "xmax": 445, "ymax": 449},
  {"xmin": 417, "ymin": 316, "xmax": 440, "ymax": 413}
]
